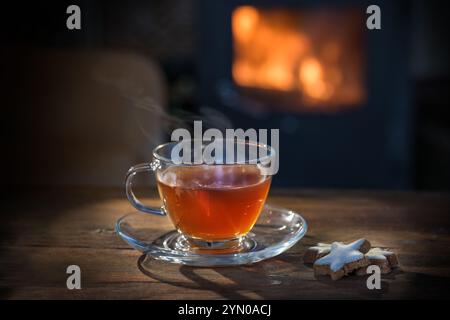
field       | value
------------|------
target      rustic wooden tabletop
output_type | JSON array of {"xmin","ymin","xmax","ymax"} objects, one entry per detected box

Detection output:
[{"xmin": 1, "ymin": 188, "xmax": 449, "ymax": 299}]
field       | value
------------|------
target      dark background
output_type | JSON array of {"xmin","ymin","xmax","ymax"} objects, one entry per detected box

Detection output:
[{"xmin": 1, "ymin": 0, "xmax": 449, "ymax": 191}]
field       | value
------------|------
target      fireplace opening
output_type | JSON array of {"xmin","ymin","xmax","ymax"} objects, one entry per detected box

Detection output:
[{"xmin": 232, "ymin": 6, "xmax": 366, "ymax": 113}]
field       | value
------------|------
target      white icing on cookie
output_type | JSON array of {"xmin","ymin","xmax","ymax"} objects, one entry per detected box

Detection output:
[
  {"xmin": 314, "ymin": 239, "xmax": 366, "ymax": 272},
  {"xmin": 309, "ymin": 243, "xmax": 332, "ymax": 254},
  {"xmin": 366, "ymin": 248, "xmax": 394, "ymax": 260}
]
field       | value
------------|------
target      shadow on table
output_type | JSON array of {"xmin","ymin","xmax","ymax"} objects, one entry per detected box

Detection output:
[
  {"xmin": 138, "ymin": 253, "xmax": 450, "ymax": 299},
  {"xmin": 137, "ymin": 253, "xmax": 306, "ymax": 299}
]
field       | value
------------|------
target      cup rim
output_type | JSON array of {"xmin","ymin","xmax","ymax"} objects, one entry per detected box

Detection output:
[{"xmin": 152, "ymin": 139, "xmax": 276, "ymax": 165}]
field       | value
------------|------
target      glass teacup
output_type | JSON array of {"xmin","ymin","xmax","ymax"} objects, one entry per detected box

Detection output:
[{"xmin": 125, "ymin": 139, "xmax": 276, "ymax": 253}]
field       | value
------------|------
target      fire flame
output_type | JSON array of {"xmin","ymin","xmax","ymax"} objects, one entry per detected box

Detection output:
[{"xmin": 232, "ymin": 6, "xmax": 365, "ymax": 109}]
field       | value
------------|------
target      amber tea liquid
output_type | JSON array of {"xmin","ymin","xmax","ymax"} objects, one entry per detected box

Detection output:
[{"xmin": 156, "ymin": 165, "xmax": 271, "ymax": 241}]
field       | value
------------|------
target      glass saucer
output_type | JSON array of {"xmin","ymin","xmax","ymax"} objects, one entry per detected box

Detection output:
[{"xmin": 115, "ymin": 205, "xmax": 308, "ymax": 267}]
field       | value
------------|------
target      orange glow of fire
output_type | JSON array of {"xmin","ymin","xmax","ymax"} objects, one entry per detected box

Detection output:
[
  {"xmin": 232, "ymin": 6, "xmax": 365, "ymax": 109},
  {"xmin": 232, "ymin": 6, "xmax": 259, "ymax": 44},
  {"xmin": 299, "ymin": 57, "xmax": 334, "ymax": 100}
]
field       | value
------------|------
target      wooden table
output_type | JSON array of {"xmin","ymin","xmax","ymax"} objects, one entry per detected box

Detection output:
[{"xmin": 1, "ymin": 188, "xmax": 449, "ymax": 299}]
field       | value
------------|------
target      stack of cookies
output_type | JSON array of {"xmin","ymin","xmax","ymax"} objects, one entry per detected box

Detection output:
[{"xmin": 304, "ymin": 239, "xmax": 399, "ymax": 281}]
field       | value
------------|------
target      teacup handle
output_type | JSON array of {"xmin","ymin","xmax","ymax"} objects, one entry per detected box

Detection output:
[{"xmin": 125, "ymin": 161, "xmax": 165, "ymax": 216}]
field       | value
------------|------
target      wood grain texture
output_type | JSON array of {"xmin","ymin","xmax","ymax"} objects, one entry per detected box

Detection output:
[{"xmin": 1, "ymin": 188, "xmax": 449, "ymax": 299}]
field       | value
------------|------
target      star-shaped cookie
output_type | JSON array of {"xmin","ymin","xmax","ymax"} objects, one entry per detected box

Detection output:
[
  {"xmin": 355, "ymin": 247, "xmax": 399, "ymax": 275},
  {"xmin": 313, "ymin": 239, "xmax": 371, "ymax": 280}
]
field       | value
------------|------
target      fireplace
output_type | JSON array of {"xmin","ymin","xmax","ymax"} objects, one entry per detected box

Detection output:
[
  {"xmin": 198, "ymin": 0, "xmax": 412, "ymax": 188},
  {"xmin": 232, "ymin": 5, "xmax": 366, "ymax": 112}
]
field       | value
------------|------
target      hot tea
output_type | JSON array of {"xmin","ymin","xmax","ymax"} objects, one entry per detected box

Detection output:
[{"xmin": 157, "ymin": 164, "xmax": 271, "ymax": 241}]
